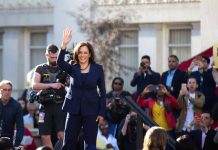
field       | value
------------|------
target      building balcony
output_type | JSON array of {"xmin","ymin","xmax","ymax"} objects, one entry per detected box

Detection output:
[
  {"xmin": 92, "ymin": 0, "xmax": 200, "ymax": 6},
  {"xmin": 0, "ymin": 0, "xmax": 54, "ymax": 9}
]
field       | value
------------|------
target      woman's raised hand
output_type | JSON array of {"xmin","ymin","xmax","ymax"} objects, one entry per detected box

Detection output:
[{"xmin": 61, "ymin": 28, "xmax": 72, "ymax": 49}]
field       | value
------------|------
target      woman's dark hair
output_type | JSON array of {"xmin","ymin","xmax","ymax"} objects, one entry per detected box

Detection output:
[
  {"xmin": 187, "ymin": 75, "xmax": 198, "ymax": 84},
  {"xmin": 202, "ymin": 56, "xmax": 210, "ymax": 64},
  {"xmin": 111, "ymin": 77, "xmax": 124, "ymax": 90},
  {"xmin": 73, "ymin": 41, "xmax": 95, "ymax": 64}
]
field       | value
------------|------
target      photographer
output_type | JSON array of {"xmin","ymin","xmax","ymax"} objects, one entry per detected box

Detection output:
[
  {"xmin": 188, "ymin": 56, "xmax": 217, "ymax": 112},
  {"xmin": 106, "ymin": 77, "xmax": 131, "ymax": 137},
  {"xmin": 118, "ymin": 111, "xmax": 138, "ymax": 150},
  {"xmin": 130, "ymin": 55, "xmax": 160, "ymax": 100},
  {"xmin": 176, "ymin": 76, "xmax": 205, "ymax": 133},
  {"xmin": 32, "ymin": 44, "xmax": 67, "ymax": 149},
  {"xmin": 137, "ymin": 84, "xmax": 179, "ymax": 137},
  {"xmin": 106, "ymin": 77, "xmax": 131, "ymax": 106}
]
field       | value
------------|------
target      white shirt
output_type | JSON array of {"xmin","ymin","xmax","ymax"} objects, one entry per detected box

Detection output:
[
  {"xmin": 23, "ymin": 114, "xmax": 34, "ymax": 129},
  {"xmin": 97, "ymin": 129, "xmax": 119, "ymax": 150},
  {"xmin": 183, "ymin": 93, "xmax": 195, "ymax": 131},
  {"xmin": 144, "ymin": 72, "xmax": 147, "ymax": 78},
  {"xmin": 202, "ymin": 130, "xmax": 207, "ymax": 149}
]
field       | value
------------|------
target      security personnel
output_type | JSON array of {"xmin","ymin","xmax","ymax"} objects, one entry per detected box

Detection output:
[{"xmin": 32, "ymin": 44, "xmax": 67, "ymax": 149}]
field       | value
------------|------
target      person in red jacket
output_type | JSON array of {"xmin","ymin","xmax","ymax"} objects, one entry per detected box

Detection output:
[{"xmin": 137, "ymin": 84, "xmax": 179, "ymax": 137}]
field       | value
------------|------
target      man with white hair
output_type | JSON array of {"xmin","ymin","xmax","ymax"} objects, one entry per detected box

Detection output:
[{"xmin": 0, "ymin": 80, "xmax": 24, "ymax": 147}]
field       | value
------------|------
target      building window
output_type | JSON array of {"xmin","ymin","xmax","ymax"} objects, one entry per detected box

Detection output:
[
  {"xmin": 30, "ymin": 32, "xmax": 47, "ymax": 68},
  {"xmin": 119, "ymin": 31, "xmax": 138, "ymax": 92},
  {"xmin": 0, "ymin": 33, "xmax": 3, "ymax": 80},
  {"xmin": 169, "ymin": 29, "xmax": 191, "ymax": 62}
]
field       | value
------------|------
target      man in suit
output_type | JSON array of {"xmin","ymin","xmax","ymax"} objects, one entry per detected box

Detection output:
[
  {"xmin": 189, "ymin": 111, "xmax": 218, "ymax": 150},
  {"xmin": 161, "ymin": 55, "xmax": 188, "ymax": 99},
  {"xmin": 130, "ymin": 55, "xmax": 160, "ymax": 100}
]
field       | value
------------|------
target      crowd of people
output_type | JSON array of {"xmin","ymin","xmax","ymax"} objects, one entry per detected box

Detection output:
[{"xmin": 0, "ymin": 27, "xmax": 218, "ymax": 150}]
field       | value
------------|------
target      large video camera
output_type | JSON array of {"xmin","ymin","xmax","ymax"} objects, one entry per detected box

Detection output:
[
  {"xmin": 29, "ymin": 88, "xmax": 66, "ymax": 104},
  {"xmin": 29, "ymin": 68, "xmax": 68, "ymax": 104}
]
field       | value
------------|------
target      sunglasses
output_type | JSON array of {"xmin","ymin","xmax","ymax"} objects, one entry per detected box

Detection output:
[{"xmin": 114, "ymin": 82, "xmax": 122, "ymax": 86}]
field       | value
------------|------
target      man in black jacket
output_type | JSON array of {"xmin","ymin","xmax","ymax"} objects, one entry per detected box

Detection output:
[
  {"xmin": 161, "ymin": 55, "xmax": 188, "ymax": 99},
  {"xmin": 130, "ymin": 55, "xmax": 160, "ymax": 100},
  {"xmin": 0, "ymin": 80, "xmax": 24, "ymax": 148},
  {"xmin": 189, "ymin": 112, "xmax": 218, "ymax": 150}
]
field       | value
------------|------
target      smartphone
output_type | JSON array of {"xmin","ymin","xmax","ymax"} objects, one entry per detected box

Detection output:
[{"xmin": 181, "ymin": 83, "xmax": 187, "ymax": 91}]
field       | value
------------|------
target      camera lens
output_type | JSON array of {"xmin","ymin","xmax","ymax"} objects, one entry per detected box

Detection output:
[{"xmin": 114, "ymin": 97, "xmax": 120, "ymax": 102}]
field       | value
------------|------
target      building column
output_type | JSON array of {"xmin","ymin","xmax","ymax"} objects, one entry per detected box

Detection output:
[
  {"xmin": 3, "ymin": 28, "xmax": 24, "ymax": 97},
  {"xmin": 138, "ymin": 24, "xmax": 157, "ymax": 70},
  {"xmin": 191, "ymin": 22, "xmax": 201, "ymax": 56},
  {"xmin": 201, "ymin": 0, "xmax": 218, "ymax": 50}
]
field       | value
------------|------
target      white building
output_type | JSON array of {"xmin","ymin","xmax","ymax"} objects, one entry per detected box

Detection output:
[{"xmin": 0, "ymin": 0, "xmax": 218, "ymax": 97}]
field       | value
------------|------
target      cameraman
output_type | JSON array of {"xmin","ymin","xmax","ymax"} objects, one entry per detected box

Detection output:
[
  {"xmin": 130, "ymin": 55, "xmax": 160, "ymax": 100},
  {"xmin": 32, "ymin": 44, "xmax": 67, "ymax": 149}
]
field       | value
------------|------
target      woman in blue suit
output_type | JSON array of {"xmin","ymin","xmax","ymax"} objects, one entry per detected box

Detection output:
[{"xmin": 57, "ymin": 28, "xmax": 106, "ymax": 150}]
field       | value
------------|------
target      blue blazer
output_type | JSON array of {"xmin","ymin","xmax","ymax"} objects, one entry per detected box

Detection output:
[{"xmin": 57, "ymin": 50, "xmax": 106, "ymax": 116}]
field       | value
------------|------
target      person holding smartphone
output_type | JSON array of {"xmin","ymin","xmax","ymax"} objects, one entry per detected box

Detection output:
[
  {"xmin": 189, "ymin": 56, "xmax": 217, "ymax": 112},
  {"xmin": 176, "ymin": 76, "xmax": 205, "ymax": 134},
  {"xmin": 130, "ymin": 55, "xmax": 160, "ymax": 101}
]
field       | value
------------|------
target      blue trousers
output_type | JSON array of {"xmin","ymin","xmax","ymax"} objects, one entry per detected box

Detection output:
[{"xmin": 62, "ymin": 113, "xmax": 98, "ymax": 150}]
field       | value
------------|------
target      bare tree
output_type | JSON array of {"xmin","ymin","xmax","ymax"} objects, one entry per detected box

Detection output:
[{"xmin": 72, "ymin": 9, "xmax": 129, "ymax": 83}]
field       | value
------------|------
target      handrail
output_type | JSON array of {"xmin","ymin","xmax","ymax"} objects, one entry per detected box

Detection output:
[{"xmin": 123, "ymin": 96, "xmax": 176, "ymax": 150}]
